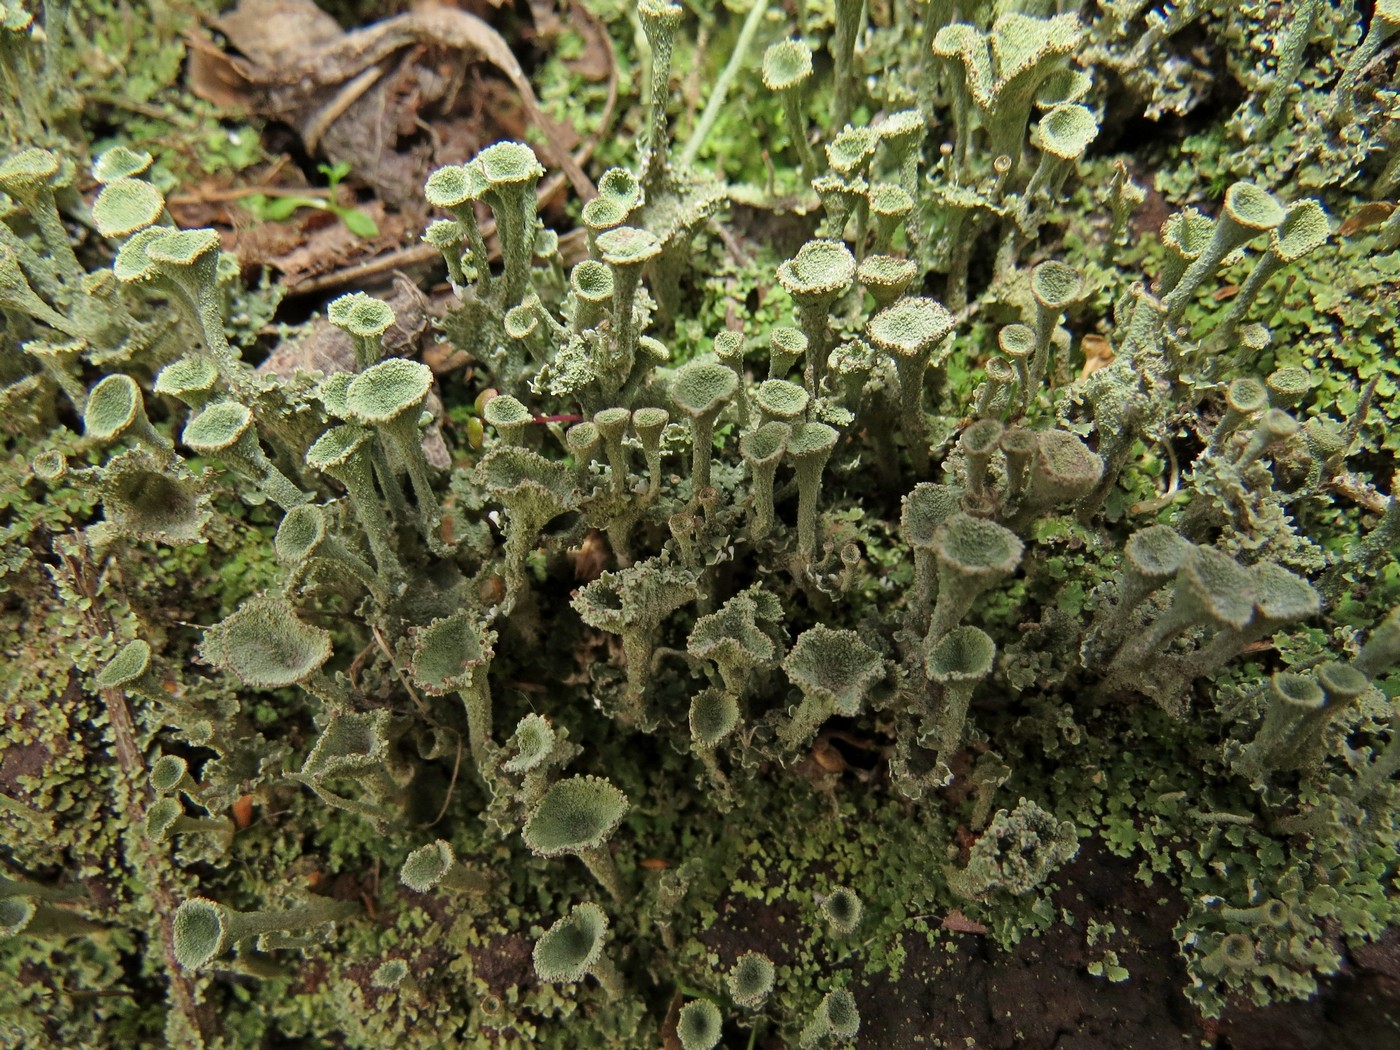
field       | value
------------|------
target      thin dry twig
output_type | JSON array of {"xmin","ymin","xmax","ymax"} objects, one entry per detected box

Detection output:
[{"xmin": 426, "ymin": 737, "xmax": 465, "ymax": 829}]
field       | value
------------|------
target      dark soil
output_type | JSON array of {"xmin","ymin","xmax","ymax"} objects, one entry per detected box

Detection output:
[{"xmin": 697, "ymin": 839, "xmax": 1400, "ymax": 1049}]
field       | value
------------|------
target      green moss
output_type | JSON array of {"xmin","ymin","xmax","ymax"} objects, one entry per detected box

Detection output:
[{"xmin": 3, "ymin": 0, "xmax": 1399, "ymax": 1043}]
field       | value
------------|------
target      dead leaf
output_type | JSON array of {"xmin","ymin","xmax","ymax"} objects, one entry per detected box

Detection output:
[
  {"xmin": 213, "ymin": 0, "xmax": 344, "ymax": 67},
  {"xmin": 811, "ymin": 734, "xmax": 847, "ymax": 774},
  {"xmin": 186, "ymin": 32, "xmax": 260, "ymax": 113},
  {"xmin": 1079, "ymin": 333, "xmax": 1115, "ymax": 378},
  {"xmin": 561, "ymin": 0, "xmax": 613, "ymax": 82},
  {"xmin": 941, "ymin": 909, "xmax": 989, "ymax": 935},
  {"xmin": 268, "ymin": 201, "xmax": 401, "ymax": 284},
  {"xmin": 223, "ymin": 218, "xmax": 311, "ymax": 270},
  {"xmin": 186, "ymin": 0, "xmax": 620, "ymax": 298},
  {"xmin": 424, "ymin": 340, "xmax": 471, "ymax": 373},
  {"xmin": 569, "ymin": 530, "xmax": 612, "ymax": 583},
  {"xmin": 660, "ymin": 990, "xmax": 684, "ymax": 1050},
  {"xmin": 526, "ymin": 0, "xmax": 563, "ymax": 37},
  {"xmin": 189, "ymin": 0, "xmax": 594, "ymax": 204},
  {"xmin": 1337, "ymin": 201, "xmax": 1395, "ymax": 238}
]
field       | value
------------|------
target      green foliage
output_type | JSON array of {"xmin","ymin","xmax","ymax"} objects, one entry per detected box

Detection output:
[{"xmin": 246, "ymin": 162, "xmax": 380, "ymax": 240}]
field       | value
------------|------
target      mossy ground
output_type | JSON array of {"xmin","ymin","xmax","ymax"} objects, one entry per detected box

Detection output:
[{"xmin": 2, "ymin": 2, "xmax": 1399, "ymax": 1048}]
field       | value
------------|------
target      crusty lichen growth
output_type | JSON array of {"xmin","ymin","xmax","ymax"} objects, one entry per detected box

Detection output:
[{"xmin": 2, "ymin": 0, "xmax": 1399, "ymax": 1045}]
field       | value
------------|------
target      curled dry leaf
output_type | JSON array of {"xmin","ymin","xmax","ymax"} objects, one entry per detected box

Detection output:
[
  {"xmin": 1336, "ymin": 201, "xmax": 1394, "ymax": 238},
  {"xmin": 188, "ymin": 0, "xmax": 595, "ymax": 203}
]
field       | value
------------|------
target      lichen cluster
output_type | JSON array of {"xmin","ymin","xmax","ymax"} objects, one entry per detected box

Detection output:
[{"xmin": 2, "ymin": 0, "xmax": 1399, "ymax": 1046}]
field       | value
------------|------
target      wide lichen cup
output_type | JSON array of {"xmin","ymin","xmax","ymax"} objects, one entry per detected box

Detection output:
[
  {"xmin": 826, "ymin": 126, "xmax": 878, "ymax": 179},
  {"xmin": 522, "ymin": 775, "xmax": 630, "ymax": 901},
  {"xmin": 690, "ymin": 688, "xmax": 740, "ymax": 749},
  {"xmin": 596, "ymin": 225, "xmax": 662, "ymax": 270},
  {"xmin": 424, "ymin": 163, "xmax": 487, "ymax": 212},
  {"xmin": 98, "ymin": 449, "xmax": 211, "ymax": 545},
  {"xmin": 1035, "ymin": 103, "xmax": 1098, "ymax": 160},
  {"xmin": 1120, "ymin": 524, "xmax": 1193, "ymax": 608},
  {"xmin": 571, "ymin": 260, "xmax": 614, "ymax": 307},
  {"xmin": 780, "ymin": 239, "xmax": 858, "ymax": 308},
  {"xmin": 779, "ymin": 625, "xmax": 884, "ymax": 753},
  {"xmin": 409, "ymin": 612, "xmax": 494, "ymax": 695},
  {"xmin": 727, "ymin": 951, "xmax": 775, "ymax": 1009},
  {"xmin": 671, "ymin": 361, "xmax": 737, "ymax": 490},
  {"xmin": 523, "ymin": 776, "xmax": 628, "ymax": 856},
  {"xmin": 677, "ymin": 999, "xmax": 723, "ymax": 1050},
  {"xmin": 399, "ymin": 839, "xmax": 457, "ymax": 893},
  {"xmin": 596, "ymin": 166, "xmax": 642, "ymax": 209},
  {"xmin": 483, "ymin": 393, "xmax": 532, "ymax": 445},
  {"xmin": 183, "ymin": 400, "xmax": 253, "ymax": 455},
  {"xmin": 761, "ymin": 38, "xmax": 814, "ymax": 93},
  {"xmin": 274, "ymin": 504, "xmax": 327, "ymax": 565},
  {"xmin": 200, "ymin": 595, "xmax": 333, "ymax": 690},
  {"xmin": 867, "ymin": 296, "xmax": 954, "ymax": 472},
  {"xmin": 755, "ymin": 379, "xmax": 808, "ymax": 424},
  {"xmin": 154, "ymin": 356, "xmax": 220, "ymax": 409},
  {"xmin": 820, "ymin": 886, "xmax": 864, "ymax": 936},
  {"xmin": 1030, "ymin": 260, "xmax": 1083, "ymax": 313},
  {"xmin": 172, "ymin": 898, "xmax": 228, "ymax": 971},
  {"xmin": 85, "ymin": 374, "xmax": 161, "ymax": 447},
  {"xmin": 1221, "ymin": 180, "xmax": 1286, "ymax": 235},
  {"xmin": 92, "ymin": 178, "xmax": 165, "ymax": 239},
  {"xmin": 925, "ymin": 625, "xmax": 997, "ymax": 686},
  {"xmin": 503, "ymin": 713, "xmax": 556, "ymax": 774},
  {"xmin": 346, "ymin": 359, "xmax": 432, "ymax": 429},
  {"xmin": 95, "ymin": 639, "xmax": 154, "ymax": 692},
  {"xmin": 926, "ymin": 513, "xmax": 1024, "ymax": 642},
  {"xmin": 857, "ymin": 254, "xmax": 918, "ymax": 309},
  {"xmin": 533, "ymin": 901, "xmax": 609, "ymax": 983},
  {"xmin": 147, "ymin": 228, "xmax": 219, "ymax": 272}
]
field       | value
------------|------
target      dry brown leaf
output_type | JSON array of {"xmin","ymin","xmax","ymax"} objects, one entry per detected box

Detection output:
[
  {"xmin": 270, "ymin": 201, "xmax": 399, "ymax": 283},
  {"xmin": 525, "ymin": 0, "xmax": 563, "ymax": 35},
  {"xmin": 941, "ymin": 909, "xmax": 989, "ymax": 934},
  {"xmin": 214, "ymin": 0, "xmax": 344, "ymax": 66},
  {"xmin": 424, "ymin": 340, "xmax": 472, "ymax": 374},
  {"xmin": 189, "ymin": 0, "xmax": 593, "ymax": 202},
  {"xmin": 811, "ymin": 735, "xmax": 848, "ymax": 774},
  {"xmin": 186, "ymin": 32, "xmax": 260, "ymax": 112},
  {"xmin": 660, "ymin": 990, "xmax": 684, "ymax": 1050},
  {"xmin": 1337, "ymin": 201, "xmax": 1395, "ymax": 238},
  {"xmin": 569, "ymin": 530, "xmax": 613, "ymax": 583},
  {"xmin": 1080, "ymin": 333, "xmax": 1115, "ymax": 378},
  {"xmin": 561, "ymin": 1, "xmax": 613, "ymax": 82}
]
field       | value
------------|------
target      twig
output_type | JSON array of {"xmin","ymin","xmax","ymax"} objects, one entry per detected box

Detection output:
[
  {"xmin": 59, "ymin": 542, "xmax": 217, "ymax": 1044},
  {"xmin": 680, "ymin": 1, "xmax": 769, "ymax": 169},
  {"xmin": 1329, "ymin": 471, "xmax": 1390, "ymax": 514},
  {"xmin": 167, "ymin": 186, "xmax": 333, "ymax": 206},
  {"xmin": 426, "ymin": 737, "xmax": 465, "ymax": 829},
  {"xmin": 372, "ymin": 623, "xmax": 428, "ymax": 717}
]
